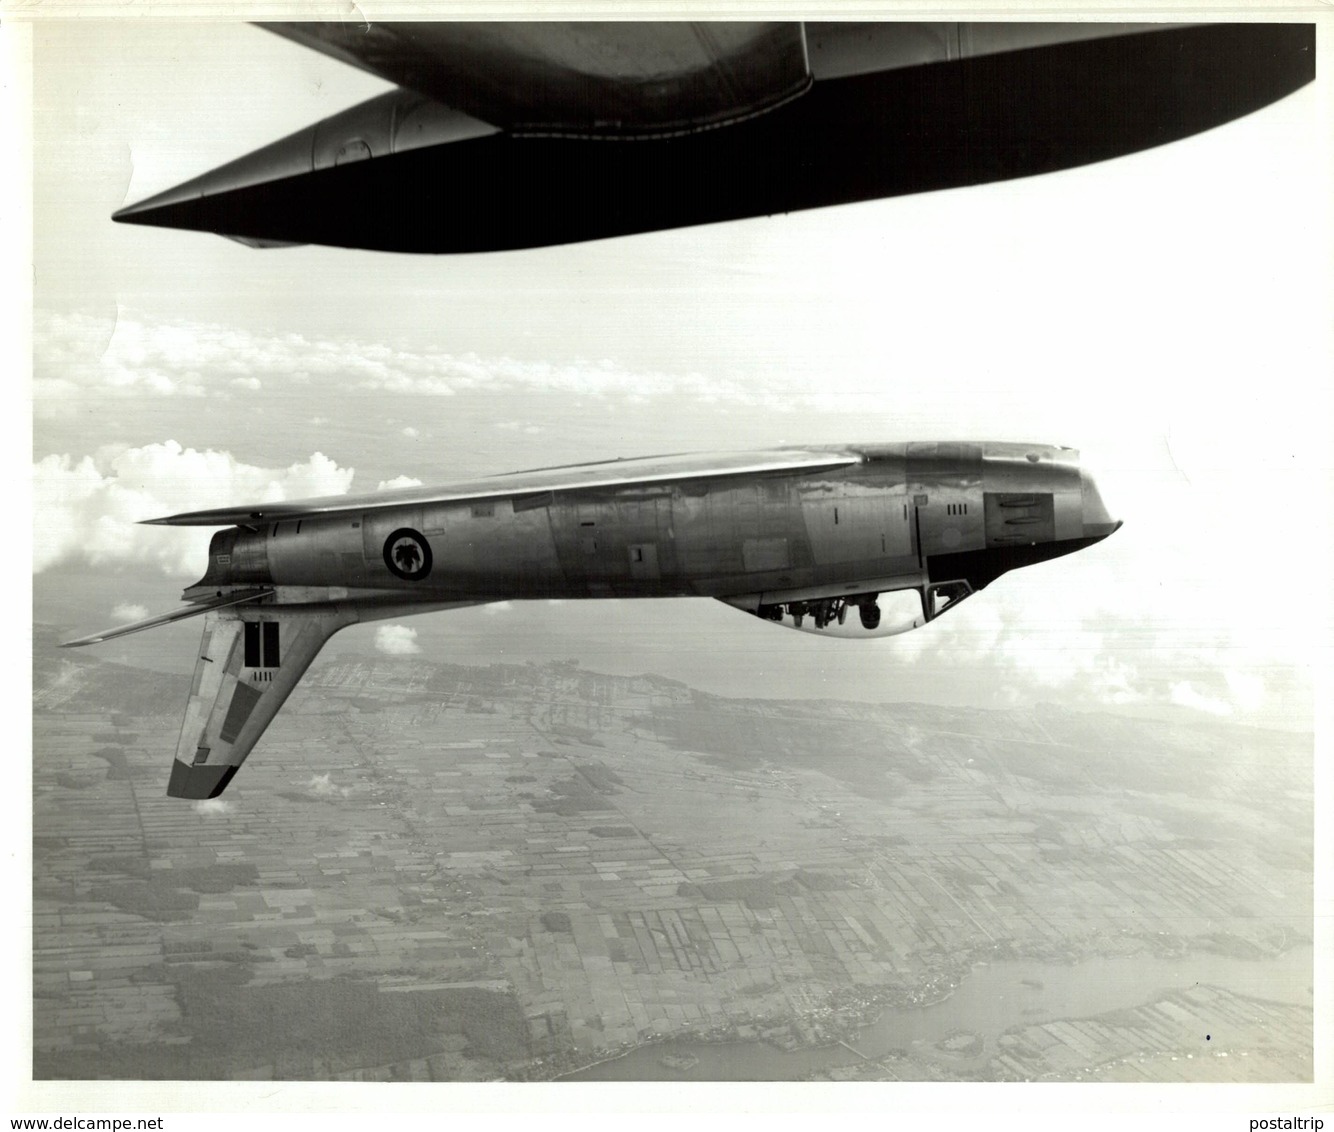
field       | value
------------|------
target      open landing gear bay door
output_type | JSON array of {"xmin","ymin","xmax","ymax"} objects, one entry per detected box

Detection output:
[{"xmin": 170, "ymin": 606, "xmax": 356, "ymax": 799}]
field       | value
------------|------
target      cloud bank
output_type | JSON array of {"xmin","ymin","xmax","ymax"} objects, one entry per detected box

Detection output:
[
  {"xmin": 33, "ymin": 441, "xmax": 354, "ymax": 575},
  {"xmin": 34, "ymin": 308, "xmax": 781, "ymax": 412}
]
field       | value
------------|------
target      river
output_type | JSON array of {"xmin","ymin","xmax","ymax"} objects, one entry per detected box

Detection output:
[{"xmin": 561, "ymin": 945, "xmax": 1312, "ymax": 1081}]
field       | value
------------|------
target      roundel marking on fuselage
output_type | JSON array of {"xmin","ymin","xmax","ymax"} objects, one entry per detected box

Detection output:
[{"xmin": 384, "ymin": 528, "xmax": 433, "ymax": 581}]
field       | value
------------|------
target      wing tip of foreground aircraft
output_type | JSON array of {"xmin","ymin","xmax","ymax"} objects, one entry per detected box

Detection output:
[
  {"xmin": 111, "ymin": 200, "xmax": 149, "ymax": 225},
  {"xmin": 167, "ymin": 761, "xmax": 238, "ymax": 800}
]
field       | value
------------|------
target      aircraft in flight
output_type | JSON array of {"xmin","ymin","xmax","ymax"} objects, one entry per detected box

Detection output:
[
  {"xmin": 111, "ymin": 21, "xmax": 1315, "ymax": 253},
  {"xmin": 64, "ymin": 442, "xmax": 1120, "ymax": 800}
]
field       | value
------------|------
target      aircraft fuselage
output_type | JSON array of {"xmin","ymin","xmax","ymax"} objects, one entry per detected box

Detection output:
[{"xmin": 192, "ymin": 441, "xmax": 1117, "ymax": 617}]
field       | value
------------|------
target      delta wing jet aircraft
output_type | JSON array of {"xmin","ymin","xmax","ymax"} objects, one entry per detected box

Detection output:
[
  {"xmin": 65, "ymin": 443, "xmax": 1119, "ymax": 800},
  {"xmin": 112, "ymin": 21, "xmax": 1314, "ymax": 253}
]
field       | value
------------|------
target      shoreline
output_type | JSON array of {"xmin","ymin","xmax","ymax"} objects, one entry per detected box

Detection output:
[{"xmin": 553, "ymin": 941, "xmax": 1314, "ymax": 1081}]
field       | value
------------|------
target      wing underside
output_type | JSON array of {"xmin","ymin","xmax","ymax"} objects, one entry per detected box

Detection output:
[
  {"xmin": 113, "ymin": 24, "xmax": 1316, "ymax": 254},
  {"xmin": 263, "ymin": 22, "xmax": 813, "ymax": 136}
]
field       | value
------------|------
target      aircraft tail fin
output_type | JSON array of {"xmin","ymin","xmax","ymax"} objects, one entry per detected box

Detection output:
[{"xmin": 168, "ymin": 604, "xmax": 356, "ymax": 799}]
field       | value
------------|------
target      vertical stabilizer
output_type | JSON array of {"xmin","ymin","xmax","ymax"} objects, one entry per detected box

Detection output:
[{"xmin": 168, "ymin": 605, "xmax": 357, "ymax": 799}]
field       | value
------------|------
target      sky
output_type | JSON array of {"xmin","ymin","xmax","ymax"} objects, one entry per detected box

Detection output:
[{"xmin": 23, "ymin": 17, "xmax": 1334, "ymax": 733}]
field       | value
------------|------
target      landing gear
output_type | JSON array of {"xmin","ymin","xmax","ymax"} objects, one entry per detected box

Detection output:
[
  {"xmin": 811, "ymin": 599, "xmax": 841, "ymax": 629},
  {"xmin": 748, "ymin": 582, "xmax": 974, "ymax": 635},
  {"xmin": 754, "ymin": 596, "xmax": 875, "ymax": 631}
]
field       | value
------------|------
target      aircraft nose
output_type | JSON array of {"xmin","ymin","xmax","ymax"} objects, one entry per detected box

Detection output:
[{"xmin": 1080, "ymin": 466, "xmax": 1121, "ymax": 540}]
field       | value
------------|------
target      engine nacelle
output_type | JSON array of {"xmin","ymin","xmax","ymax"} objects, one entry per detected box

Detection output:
[{"xmin": 192, "ymin": 527, "xmax": 272, "ymax": 589}]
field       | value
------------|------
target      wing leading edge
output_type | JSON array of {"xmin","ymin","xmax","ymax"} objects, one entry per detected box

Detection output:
[{"xmin": 144, "ymin": 449, "xmax": 863, "ymax": 528}]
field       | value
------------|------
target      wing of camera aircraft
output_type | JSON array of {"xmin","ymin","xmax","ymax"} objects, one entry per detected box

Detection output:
[{"xmin": 112, "ymin": 21, "xmax": 1314, "ymax": 253}]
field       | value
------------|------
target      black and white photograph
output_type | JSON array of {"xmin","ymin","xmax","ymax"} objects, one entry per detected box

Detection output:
[{"xmin": 13, "ymin": 7, "xmax": 1331, "ymax": 1121}]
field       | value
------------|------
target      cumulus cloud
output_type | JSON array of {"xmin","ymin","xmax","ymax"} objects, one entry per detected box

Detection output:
[
  {"xmin": 32, "ymin": 441, "xmax": 354, "ymax": 575},
  {"xmin": 376, "ymin": 475, "xmax": 423, "ymax": 491},
  {"xmin": 111, "ymin": 603, "xmax": 148, "ymax": 623},
  {"xmin": 307, "ymin": 773, "xmax": 351, "ymax": 798},
  {"xmin": 1223, "ymin": 668, "xmax": 1266, "ymax": 714},
  {"xmin": 375, "ymin": 624, "xmax": 421, "ymax": 655},
  {"xmin": 1169, "ymin": 680, "xmax": 1233, "ymax": 717}
]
